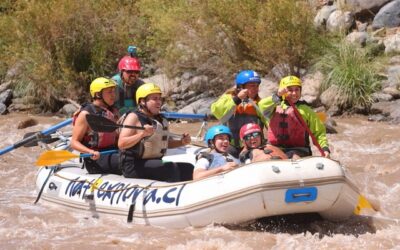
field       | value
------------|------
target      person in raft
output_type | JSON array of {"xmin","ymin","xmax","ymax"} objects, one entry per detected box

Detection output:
[
  {"xmin": 211, "ymin": 70, "xmax": 266, "ymax": 157},
  {"xmin": 111, "ymin": 50, "xmax": 145, "ymax": 114},
  {"xmin": 238, "ymin": 123, "xmax": 288, "ymax": 164},
  {"xmin": 258, "ymin": 75, "xmax": 330, "ymax": 159},
  {"xmin": 193, "ymin": 125, "xmax": 240, "ymax": 180},
  {"xmin": 71, "ymin": 77, "xmax": 121, "ymax": 174},
  {"xmin": 118, "ymin": 83, "xmax": 194, "ymax": 182}
]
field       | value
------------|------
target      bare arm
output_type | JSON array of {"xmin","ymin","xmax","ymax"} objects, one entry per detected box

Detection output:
[{"xmin": 71, "ymin": 111, "xmax": 100, "ymax": 160}]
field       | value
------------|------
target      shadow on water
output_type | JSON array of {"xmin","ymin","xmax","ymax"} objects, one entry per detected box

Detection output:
[{"xmin": 224, "ymin": 213, "xmax": 376, "ymax": 238}]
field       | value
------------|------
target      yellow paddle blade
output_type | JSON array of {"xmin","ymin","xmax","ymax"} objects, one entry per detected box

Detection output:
[
  {"xmin": 316, "ymin": 112, "xmax": 327, "ymax": 123},
  {"xmin": 36, "ymin": 150, "xmax": 80, "ymax": 167},
  {"xmin": 354, "ymin": 195, "xmax": 377, "ymax": 215}
]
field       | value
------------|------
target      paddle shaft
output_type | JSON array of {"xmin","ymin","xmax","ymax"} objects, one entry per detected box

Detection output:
[
  {"xmin": 161, "ymin": 112, "xmax": 207, "ymax": 120},
  {"xmin": 286, "ymin": 99, "xmax": 325, "ymax": 156},
  {"xmin": 0, "ymin": 118, "xmax": 72, "ymax": 156},
  {"xmin": 79, "ymin": 149, "xmax": 118, "ymax": 158}
]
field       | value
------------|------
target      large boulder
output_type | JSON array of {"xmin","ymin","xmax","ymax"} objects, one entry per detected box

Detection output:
[
  {"xmin": 345, "ymin": 31, "xmax": 369, "ymax": 47},
  {"xmin": 177, "ymin": 97, "xmax": 216, "ymax": 117},
  {"xmin": 314, "ymin": 5, "xmax": 337, "ymax": 29},
  {"xmin": 372, "ymin": 0, "xmax": 400, "ymax": 30},
  {"xmin": 143, "ymin": 74, "xmax": 178, "ymax": 95},
  {"xmin": 0, "ymin": 89, "xmax": 13, "ymax": 106},
  {"xmin": 301, "ymin": 71, "xmax": 324, "ymax": 106},
  {"xmin": 326, "ymin": 10, "xmax": 354, "ymax": 33},
  {"xmin": 345, "ymin": 0, "xmax": 391, "ymax": 16},
  {"xmin": 371, "ymin": 99, "xmax": 400, "ymax": 123},
  {"xmin": 258, "ymin": 77, "xmax": 278, "ymax": 99},
  {"xmin": 384, "ymin": 33, "xmax": 400, "ymax": 54},
  {"xmin": 387, "ymin": 65, "xmax": 400, "ymax": 87}
]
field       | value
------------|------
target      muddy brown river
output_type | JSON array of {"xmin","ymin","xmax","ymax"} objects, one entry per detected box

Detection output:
[{"xmin": 0, "ymin": 113, "xmax": 399, "ymax": 249}]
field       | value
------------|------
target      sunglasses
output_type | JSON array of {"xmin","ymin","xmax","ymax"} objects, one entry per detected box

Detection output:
[
  {"xmin": 243, "ymin": 132, "xmax": 261, "ymax": 141},
  {"xmin": 125, "ymin": 70, "xmax": 140, "ymax": 74}
]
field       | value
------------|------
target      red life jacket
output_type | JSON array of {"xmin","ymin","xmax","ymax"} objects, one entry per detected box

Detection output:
[
  {"xmin": 267, "ymin": 105, "xmax": 308, "ymax": 148},
  {"xmin": 73, "ymin": 103, "xmax": 119, "ymax": 150}
]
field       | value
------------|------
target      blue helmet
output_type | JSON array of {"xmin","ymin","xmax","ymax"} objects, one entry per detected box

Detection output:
[
  {"xmin": 204, "ymin": 125, "xmax": 232, "ymax": 144},
  {"xmin": 235, "ymin": 70, "xmax": 261, "ymax": 86}
]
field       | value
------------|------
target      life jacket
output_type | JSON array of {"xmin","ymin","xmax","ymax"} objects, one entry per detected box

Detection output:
[
  {"xmin": 228, "ymin": 97, "xmax": 263, "ymax": 147},
  {"xmin": 73, "ymin": 103, "xmax": 119, "ymax": 150},
  {"xmin": 123, "ymin": 110, "xmax": 169, "ymax": 159},
  {"xmin": 267, "ymin": 104, "xmax": 309, "ymax": 148},
  {"xmin": 196, "ymin": 150, "xmax": 238, "ymax": 170},
  {"xmin": 112, "ymin": 74, "xmax": 144, "ymax": 114},
  {"xmin": 239, "ymin": 144, "xmax": 288, "ymax": 163}
]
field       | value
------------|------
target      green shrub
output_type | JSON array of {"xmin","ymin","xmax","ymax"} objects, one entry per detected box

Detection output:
[
  {"xmin": 0, "ymin": 0, "xmax": 151, "ymax": 111},
  {"xmin": 316, "ymin": 42, "xmax": 381, "ymax": 110},
  {"xmin": 139, "ymin": 0, "xmax": 327, "ymax": 94}
]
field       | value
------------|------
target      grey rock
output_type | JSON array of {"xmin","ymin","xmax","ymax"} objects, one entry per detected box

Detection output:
[
  {"xmin": 325, "ymin": 122, "xmax": 337, "ymax": 134},
  {"xmin": 0, "ymin": 103, "xmax": 7, "ymax": 115},
  {"xmin": 382, "ymin": 87, "xmax": 400, "ymax": 99},
  {"xmin": 326, "ymin": 10, "xmax": 354, "ymax": 33},
  {"xmin": 314, "ymin": 5, "xmax": 337, "ymax": 28},
  {"xmin": 372, "ymin": 0, "xmax": 400, "ymax": 30},
  {"xmin": 0, "ymin": 80, "xmax": 12, "ymax": 93},
  {"xmin": 181, "ymin": 91, "xmax": 196, "ymax": 101},
  {"xmin": 368, "ymin": 113, "xmax": 390, "ymax": 122},
  {"xmin": 387, "ymin": 65, "xmax": 400, "ymax": 86},
  {"xmin": 5, "ymin": 61, "xmax": 25, "ymax": 82},
  {"xmin": 258, "ymin": 77, "xmax": 278, "ymax": 99},
  {"xmin": 389, "ymin": 55, "xmax": 400, "ymax": 64},
  {"xmin": 384, "ymin": 33, "xmax": 400, "ymax": 54},
  {"xmin": 302, "ymin": 71, "xmax": 324, "ymax": 107},
  {"xmin": 345, "ymin": 0, "xmax": 391, "ymax": 14},
  {"xmin": 370, "ymin": 99, "xmax": 400, "ymax": 123},
  {"xmin": 58, "ymin": 104, "xmax": 79, "ymax": 117},
  {"xmin": 345, "ymin": 32, "xmax": 369, "ymax": 47},
  {"xmin": 0, "ymin": 89, "xmax": 13, "ymax": 106},
  {"xmin": 320, "ymin": 85, "xmax": 345, "ymax": 109},
  {"xmin": 143, "ymin": 74, "xmax": 177, "ymax": 95},
  {"xmin": 371, "ymin": 92, "xmax": 394, "ymax": 102}
]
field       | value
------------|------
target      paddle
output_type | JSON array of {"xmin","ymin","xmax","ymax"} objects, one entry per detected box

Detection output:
[
  {"xmin": 161, "ymin": 112, "xmax": 207, "ymax": 120},
  {"xmin": 316, "ymin": 112, "xmax": 327, "ymax": 123},
  {"xmin": 86, "ymin": 114, "xmax": 144, "ymax": 132},
  {"xmin": 22, "ymin": 131, "xmax": 59, "ymax": 147},
  {"xmin": 0, "ymin": 118, "xmax": 73, "ymax": 156},
  {"xmin": 36, "ymin": 149, "xmax": 118, "ymax": 166}
]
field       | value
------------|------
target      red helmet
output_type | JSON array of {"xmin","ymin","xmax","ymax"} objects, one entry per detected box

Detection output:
[
  {"xmin": 240, "ymin": 123, "xmax": 262, "ymax": 140},
  {"xmin": 117, "ymin": 56, "xmax": 141, "ymax": 71}
]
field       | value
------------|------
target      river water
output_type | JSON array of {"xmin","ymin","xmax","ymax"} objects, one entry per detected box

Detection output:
[{"xmin": 0, "ymin": 113, "xmax": 399, "ymax": 249}]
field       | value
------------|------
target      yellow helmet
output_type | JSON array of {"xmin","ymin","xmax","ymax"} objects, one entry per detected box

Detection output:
[
  {"xmin": 136, "ymin": 83, "xmax": 162, "ymax": 104},
  {"xmin": 279, "ymin": 76, "xmax": 302, "ymax": 90},
  {"xmin": 90, "ymin": 77, "xmax": 116, "ymax": 98}
]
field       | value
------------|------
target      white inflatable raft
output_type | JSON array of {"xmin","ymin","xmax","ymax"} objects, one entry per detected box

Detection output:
[{"xmin": 35, "ymin": 145, "xmax": 365, "ymax": 228}]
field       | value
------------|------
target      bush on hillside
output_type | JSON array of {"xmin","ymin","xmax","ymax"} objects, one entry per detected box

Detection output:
[
  {"xmin": 0, "ymin": 0, "xmax": 153, "ymax": 111},
  {"xmin": 316, "ymin": 42, "xmax": 381, "ymax": 111},
  {"xmin": 139, "ymin": 0, "xmax": 327, "ymax": 94}
]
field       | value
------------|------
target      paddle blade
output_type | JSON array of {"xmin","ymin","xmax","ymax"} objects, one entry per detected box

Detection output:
[
  {"xmin": 316, "ymin": 112, "xmax": 327, "ymax": 123},
  {"xmin": 354, "ymin": 195, "xmax": 378, "ymax": 215},
  {"xmin": 36, "ymin": 150, "xmax": 79, "ymax": 166},
  {"xmin": 86, "ymin": 114, "xmax": 118, "ymax": 132},
  {"xmin": 23, "ymin": 132, "xmax": 59, "ymax": 147}
]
